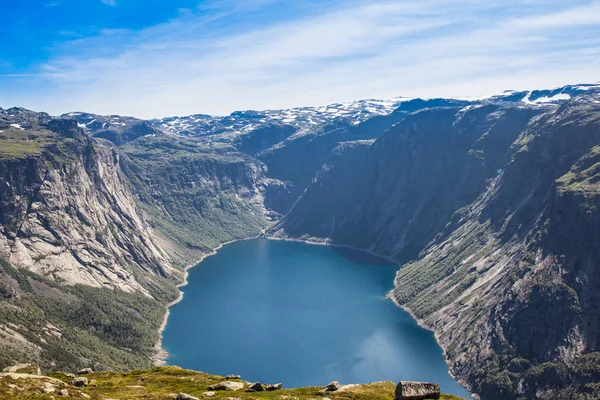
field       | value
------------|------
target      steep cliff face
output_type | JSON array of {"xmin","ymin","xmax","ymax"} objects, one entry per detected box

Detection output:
[
  {"xmin": 272, "ymin": 104, "xmax": 543, "ymax": 261},
  {"xmin": 0, "ymin": 119, "xmax": 172, "ymax": 295},
  {"xmin": 271, "ymin": 92, "xmax": 600, "ymax": 399},
  {"xmin": 118, "ymin": 136, "xmax": 272, "ymax": 266}
]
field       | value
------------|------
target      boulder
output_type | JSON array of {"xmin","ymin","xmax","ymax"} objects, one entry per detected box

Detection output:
[
  {"xmin": 77, "ymin": 368, "xmax": 93, "ymax": 375},
  {"xmin": 69, "ymin": 377, "xmax": 88, "ymax": 387},
  {"xmin": 202, "ymin": 392, "xmax": 216, "ymax": 397},
  {"xmin": 225, "ymin": 374, "xmax": 241, "ymax": 380},
  {"xmin": 247, "ymin": 382, "xmax": 264, "ymax": 392},
  {"xmin": 177, "ymin": 394, "xmax": 200, "ymax": 400},
  {"xmin": 325, "ymin": 381, "xmax": 341, "ymax": 391},
  {"xmin": 58, "ymin": 388, "xmax": 69, "ymax": 397},
  {"xmin": 395, "ymin": 381, "xmax": 440, "ymax": 400},
  {"xmin": 265, "ymin": 383, "xmax": 283, "ymax": 391},
  {"xmin": 2, "ymin": 363, "xmax": 41, "ymax": 375},
  {"xmin": 177, "ymin": 393, "xmax": 200, "ymax": 400},
  {"xmin": 208, "ymin": 381, "xmax": 244, "ymax": 391}
]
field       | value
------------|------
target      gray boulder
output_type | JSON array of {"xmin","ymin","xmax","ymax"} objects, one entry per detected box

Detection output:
[
  {"xmin": 325, "ymin": 381, "xmax": 341, "ymax": 391},
  {"xmin": 177, "ymin": 393, "xmax": 200, "ymax": 400},
  {"xmin": 77, "ymin": 368, "xmax": 93, "ymax": 375},
  {"xmin": 208, "ymin": 381, "xmax": 244, "ymax": 391},
  {"xmin": 247, "ymin": 382, "xmax": 264, "ymax": 392},
  {"xmin": 2, "ymin": 363, "xmax": 41, "ymax": 375},
  {"xmin": 69, "ymin": 377, "xmax": 88, "ymax": 387},
  {"xmin": 395, "ymin": 381, "xmax": 440, "ymax": 400},
  {"xmin": 225, "ymin": 374, "xmax": 241, "ymax": 380},
  {"xmin": 265, "ymin": 383, "xmax": 283, "ymax": 391}
]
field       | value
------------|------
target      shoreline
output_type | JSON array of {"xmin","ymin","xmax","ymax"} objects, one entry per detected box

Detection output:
[
  {"xmin": 151, "ymin": 234, "xmax": 473, "ymax": 397},
  {"xmin": 151, "ymin": 235, "xmax": 261, "ymax": 366}
]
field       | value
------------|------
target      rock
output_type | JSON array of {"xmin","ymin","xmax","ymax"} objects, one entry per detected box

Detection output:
[
  {"xmin": 58, "ymin": 388, "xmax": 69, "ymax": 397},
  {"xmin": 247, "ymin": 382, "xmax": 264, "ymax": 392},
  {"xmin": 69, "ymin": 377, "xmax": 88, "ymax": 387},
  {"xmin": 177, "ymin": 393, "xmax": 200, "ymax": 400},
  {"xmin": 77, "ymin": 368, "xmax": 93, "ymax": 375},
  {"xmin": 207, "ymin": 381, "xmax": 244, "ymax": 391},
  {"xmin": 2, "ymin": 363, "xmax": 41, "ymax": 375},
  {"xmin": 202, "ymin": 391, "xmax": 216, "ymax": 397},
  {"xmin": 265, "ymin": 383, "xmax": 283, "ymax": 391},
  {"xmin": 225, "ymin": 374, "xmax": 241, "ymax": 380},
  {"xmin": 42, "ymin": 382, "xmax": 56, "ymax": 394},
  {"xmin": 325, "ymin": 381, "xmax": 341, "ymax": 391},
  {"xmin": 394, "ymin": 381, "xmax": 440, "ymax": 400}
]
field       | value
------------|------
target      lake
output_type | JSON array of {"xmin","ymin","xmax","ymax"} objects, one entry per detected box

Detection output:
[{"xmin": 162, "ymin": 239, "xmax": 470, "ymax": 398}]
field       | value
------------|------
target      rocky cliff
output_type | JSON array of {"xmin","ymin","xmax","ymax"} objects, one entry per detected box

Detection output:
[
  {"xmin": 2, "ymin": 86, "xmax": 600, "ymax": 399},
  {"xmin": 272, "ymin": 91, "xmax": 600, "ymax": 399}
]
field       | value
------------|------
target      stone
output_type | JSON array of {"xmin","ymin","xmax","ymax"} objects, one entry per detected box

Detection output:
[
  {"xmin": 2, "ymin": 363, "xmax": 41, "ymax": 375},
  {"xmin": 225, "ymin": 374, "xmax": 241, "ymax": 380},
  {"xmin": 42, "ymin": 382, "xmax": 56, "ymax": 394},
  {"xmin": 265, "ymin": 383, "xmax": 283, "ymax": 391},
  {"xmin": 177, "ymin": 393, "xmax": 200, "ymax": 400},
  {"xmin": 77, "ymin": 368, "xmax": 93, "ymax": 375},
  {"xmin": 207, "ymin": 381, "xmax": 244, "ymax": 391},
  {"xmin": 325, "ymin": 381, "xmax": 341, "ymax": 391},
  {"xmin": 69, "ymin": 377, "xmax": 88, "ymax": 387},
  {"xmin": 202, "ymin": 391, "xmax": 216, "ymax": 397},
  {"xmin": 58, "ymin": 388, "xmax": 69, "ymax": 397},
  {"xmin": 394, "ymin": 381, "xmax": 440, "ymax": 400},
  {"xmin": 248, "ymin": 382, "xmax": 264, "ymax": 392}
]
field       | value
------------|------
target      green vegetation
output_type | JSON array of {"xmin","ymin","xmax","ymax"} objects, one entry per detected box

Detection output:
[
  {"xmin": 0, "ymin": 258, "xmax": 172, "ymax": 373},
  {"xmin": 0, "ymin": 128, "xmax": 55, "ymax": 159},
  {"xmin": 0, "ymin": 366, "xmax": 464, "ymax": 400},
  {"xmin": 556, "ymin": 145, "xmax": 600, "ymax": 193}
]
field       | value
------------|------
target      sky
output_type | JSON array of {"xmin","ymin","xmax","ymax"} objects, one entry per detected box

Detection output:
[{"xmin": 0, "ymin": 0, "xmax": 599, "ymax": 118}]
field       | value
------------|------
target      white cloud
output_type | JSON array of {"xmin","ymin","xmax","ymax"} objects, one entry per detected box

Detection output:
[
  {"xmin": 3, "ymin": 0, "xmax": 600, "ymax": 118},
  {"xmin": 101, "ymin": 0, "xmax": 116, "ymax": 6}
]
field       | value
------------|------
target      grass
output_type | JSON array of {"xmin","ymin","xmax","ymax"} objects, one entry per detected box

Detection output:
[
  {"xmin": 0, "ymin": 366, "xmax": 465, "ymax": 400},
  {"xmin": 0, "ymin": 128, "xmax": 55, "ymax": 159}
]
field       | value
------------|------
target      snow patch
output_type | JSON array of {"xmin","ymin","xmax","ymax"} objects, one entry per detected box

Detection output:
[{"xmin": 10, "ymin": 123, "xmax": 24, "ymax": 130}]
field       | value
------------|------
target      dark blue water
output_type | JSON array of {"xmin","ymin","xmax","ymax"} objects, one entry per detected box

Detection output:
[{"xmin": 163, "ymin": 239, "xmax": 470, "ymax": 398}]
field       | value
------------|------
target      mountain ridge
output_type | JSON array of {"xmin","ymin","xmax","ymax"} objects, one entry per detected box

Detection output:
[{"xmin": 1, "ymin": 83, "xmax": 600, "ymax": 399}]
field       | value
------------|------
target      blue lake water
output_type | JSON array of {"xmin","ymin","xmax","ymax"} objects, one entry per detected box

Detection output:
[{"xmin": 163, "ymin": 239, "xmax": 470, "ymax": 398}]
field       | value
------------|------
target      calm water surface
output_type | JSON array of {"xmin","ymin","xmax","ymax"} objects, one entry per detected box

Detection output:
[{"xmin": 163, "ymin": 239, "xmax": 470, "ymax": 398}]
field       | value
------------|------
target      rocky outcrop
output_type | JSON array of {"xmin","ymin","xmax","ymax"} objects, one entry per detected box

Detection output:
[
  {"xmin": 0, "ymin": 120, "xmax": 172, "ymax": 295},
  {"xmin": 395, "ymin": 381, "xmax": 440, "ymax": 400},
  {"xmin": 3, "ymin": 363, "xmax": 41, "ymax": 375}
]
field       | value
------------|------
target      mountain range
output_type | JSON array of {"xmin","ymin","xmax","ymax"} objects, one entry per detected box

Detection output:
[{"xmin": 1, "ymin": 83, "xmax": 599, "ymax": 400}]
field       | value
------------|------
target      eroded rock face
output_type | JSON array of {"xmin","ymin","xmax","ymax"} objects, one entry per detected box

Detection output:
[
  {"xmin": 0, "ymin": 122, "xmax": 173, "ymax": 295},
  {"xmin": 394, "ymin": 381, "xmax": 440, "ymax": 400},
  {"xmin": 272, "ymin": 91, "xmax": 600, "ymax": 399}
]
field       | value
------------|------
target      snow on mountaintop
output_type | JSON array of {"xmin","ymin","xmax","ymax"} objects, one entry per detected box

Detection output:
[{"xmin": 153, "ymin": 98, "xmax": 411, "ymax": 138}]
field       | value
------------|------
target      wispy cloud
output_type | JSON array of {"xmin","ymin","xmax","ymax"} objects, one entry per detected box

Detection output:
[
  {"xmin": 100, "ymin": 0, "xmax": 116, "ymax": 6},
  {"xmin": 2, "ymin": 0, "xmax": 599, "ymax": 118}
]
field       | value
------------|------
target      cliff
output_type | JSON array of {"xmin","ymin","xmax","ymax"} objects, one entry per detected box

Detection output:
[{"xmin": 272, "ymin": 91, "xmax": 600, "ymax": 399}]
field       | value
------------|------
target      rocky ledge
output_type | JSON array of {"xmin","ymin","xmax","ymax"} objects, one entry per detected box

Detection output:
[{"xmin": 0, "ymin": 364, "xmax": 463, "ymax": 400}]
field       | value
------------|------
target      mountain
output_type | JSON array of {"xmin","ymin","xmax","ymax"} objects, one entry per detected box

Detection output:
[
  {"xmin": 1, "ymin": 83, "xmax": 599, "ymax": 399},
  {"xmin": 271, "ymin": 88, "xmax": 600, "ymax": 399}
]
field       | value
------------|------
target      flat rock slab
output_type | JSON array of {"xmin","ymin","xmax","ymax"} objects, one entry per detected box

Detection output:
[
  {"xmin": 395, "ymin": 381, "xmax": 440, "ymax": 400},
  {"xmin": 208, "ymin": 381, "xmax": 245, "ymax": 391}
]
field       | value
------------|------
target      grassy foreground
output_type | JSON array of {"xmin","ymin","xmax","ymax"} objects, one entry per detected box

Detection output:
[{"xmin": 0, "ymin": 366, "xmax": 464, "ymax": 400}]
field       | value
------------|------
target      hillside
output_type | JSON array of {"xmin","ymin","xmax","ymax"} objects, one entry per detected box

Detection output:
[
  {"xmin": 1, "ymin": 85, "xmax": 600, "ymax": 400},
  {"xmin": 271, "ymin": 90, "xmax": 600, "ymax": 399},
  {"xmin": 0, "ymin": 365, "xmax": 463, "ymax": 400}
]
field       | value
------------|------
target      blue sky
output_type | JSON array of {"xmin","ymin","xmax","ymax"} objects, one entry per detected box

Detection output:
[{"xmin": 1, "ymin": 0, "xmax": 599, "ymax": 118}]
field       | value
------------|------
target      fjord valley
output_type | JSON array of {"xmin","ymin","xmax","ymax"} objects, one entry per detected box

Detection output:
[{"xmin": 1, "ymin": 84, "xmax": 600, "ymax": 400}]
